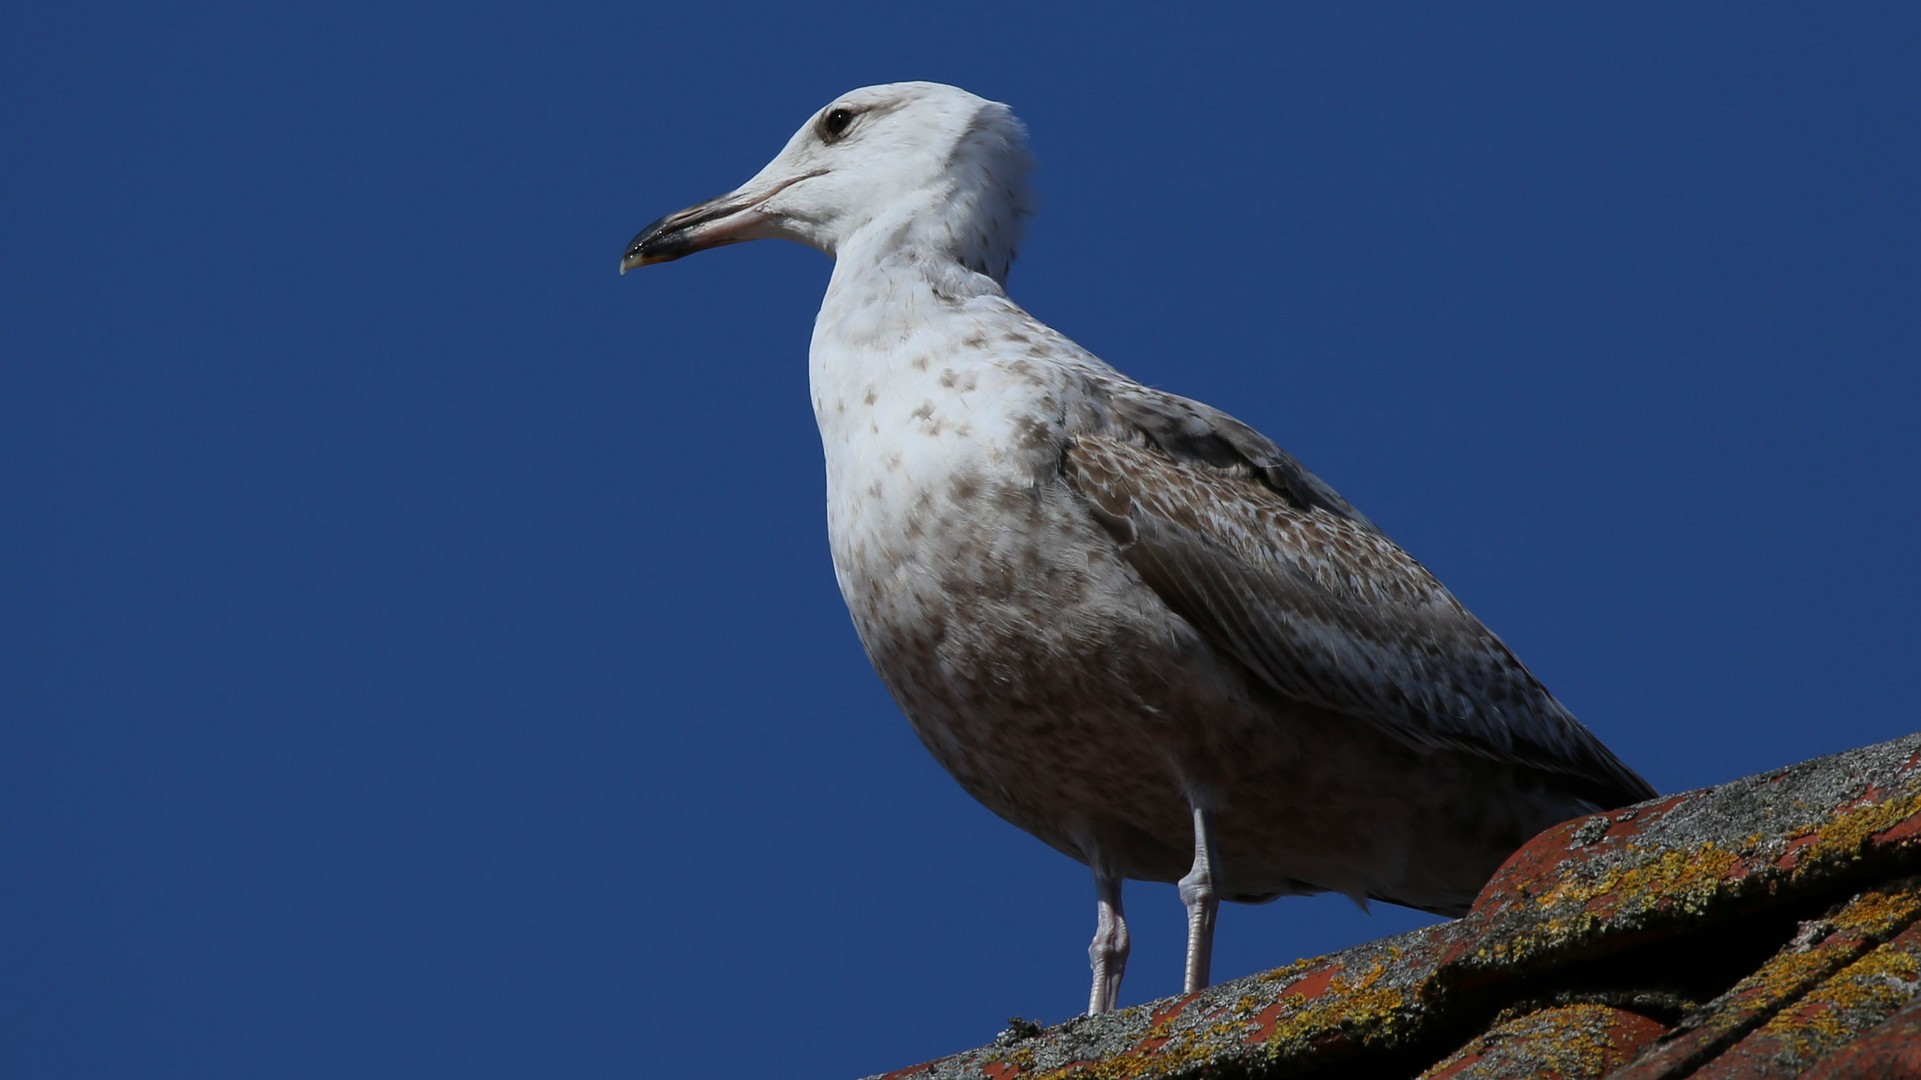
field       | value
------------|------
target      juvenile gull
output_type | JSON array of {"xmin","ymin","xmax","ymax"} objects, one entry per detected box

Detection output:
[{"xmin": 620, "ymin": 82, "xmax": 1655, "ymax": 1015}]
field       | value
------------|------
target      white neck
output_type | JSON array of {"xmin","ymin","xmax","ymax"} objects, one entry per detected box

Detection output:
[{"xmin": 817, "ymin": 129, "xmax": 1026, "ymax": 283}]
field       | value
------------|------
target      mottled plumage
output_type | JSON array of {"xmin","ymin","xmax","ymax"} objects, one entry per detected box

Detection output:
[{"xmin": 621, "ymin": 81, "xmax": 1654, "ymax": 1014}]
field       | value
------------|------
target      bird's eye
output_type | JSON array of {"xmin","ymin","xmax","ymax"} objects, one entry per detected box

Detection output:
[{"xmin": 821, "ymin": 107, "xmax": 856, "ymax": 140}]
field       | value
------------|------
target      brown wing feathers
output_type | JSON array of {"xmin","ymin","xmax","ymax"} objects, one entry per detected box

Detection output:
[{"xmin": 1062, "ymin": 409, "xmax": 1655, "ymax": 809}]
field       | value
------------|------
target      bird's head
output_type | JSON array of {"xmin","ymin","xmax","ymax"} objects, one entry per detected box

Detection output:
[{"xmin": 621, "ymin": 82, "xmax": 1035, "ymax": 284}]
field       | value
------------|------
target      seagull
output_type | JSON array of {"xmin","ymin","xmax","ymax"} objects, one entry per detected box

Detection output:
[{"xmin": 620, "ymin": 82, "xmax": 1655, "ymax": 1015}]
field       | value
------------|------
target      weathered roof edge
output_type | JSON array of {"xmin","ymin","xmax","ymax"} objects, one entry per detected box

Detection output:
[{"xmin": 864, "ymin": 732, "xmax": 1921, "ymax": 1080}]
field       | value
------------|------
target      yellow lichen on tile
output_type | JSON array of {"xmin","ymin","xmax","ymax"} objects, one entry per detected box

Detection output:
[
  {"xmin": 1824, "ymin": 880, "xmax": 1921, "ymax": 936},
  {"xmin": 1419, "ymin": 1004, "xmax": 1641, "ymax": 1080},
  {"xmin": 1256, "ymin": 958, "xmax": 1415, "ymax": 1054},
  {"xmin": 1529, "ymin": 845, "xmax": 1743, "ymax": 914},
  {"xmin": 1253, "ymin": 957, "xmax": 1316, "ymax": 985},
  {"xmin": 1020, "ymin": 997, "xmax": 1256, "ymax": 1080},
  {"xmin": 1672, "ymin": 882, "xmax": 1921, "ymax": 1045},
  {"xmin": 1790, "ymin": 790, "xmax": 1921, "ymax": 869},
  {"xmin": 1747, "ymin": 933, "xmax": 1921, "ymax": 1062}
]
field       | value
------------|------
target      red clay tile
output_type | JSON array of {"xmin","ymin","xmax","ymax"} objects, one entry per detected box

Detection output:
[
  {"xmin": 1689, "ymin": 920, "xmax": 1921, "ymax": 1079},
  {"xmin": 1797, "ymin": 990, "xmax": 1921, "ymax": 1080},
  {"xmin": 1422, "ymin": 1004, "xmax": 1666, "ymax": 1079}
]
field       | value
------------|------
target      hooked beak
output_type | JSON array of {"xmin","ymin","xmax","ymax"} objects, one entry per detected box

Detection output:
[
  {"xmin": 619, "ymin": 192, "xmax": 765, "ymax": 273},
  {"xmin": 619, "ymin": 169, "xmax": 824, "ymax": 273}
]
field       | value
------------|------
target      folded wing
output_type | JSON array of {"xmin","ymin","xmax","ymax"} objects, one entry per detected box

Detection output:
[{"xmin": 1064, "ymin": 384, "xmax": 1655, "ymax": 810}]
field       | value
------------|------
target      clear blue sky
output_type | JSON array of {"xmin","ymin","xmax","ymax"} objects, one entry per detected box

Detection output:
[{"xmin": 6, "ymin": 4, "xmax": 1918, "ymax": 1077}]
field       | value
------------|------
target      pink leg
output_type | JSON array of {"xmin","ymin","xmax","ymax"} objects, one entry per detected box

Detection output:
[
  {"xmin": 1178, "ymin": 806, "xmax": 1219, "ymax": 994},
  {"xmin": 1087, "ymin": 870, "xmax": 1129, "ymax": 1014}
]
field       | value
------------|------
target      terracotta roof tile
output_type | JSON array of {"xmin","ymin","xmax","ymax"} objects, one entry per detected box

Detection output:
[
  {"xmin": 1795, "ymin": 989, "xmax": 1921, "ymax": 1080},
  {"xmin": 1420, "ymin": 1003, "xmax": 1666, "ymax": 1079}
]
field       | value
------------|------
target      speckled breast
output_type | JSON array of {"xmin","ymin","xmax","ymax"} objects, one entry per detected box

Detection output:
[{"xmin": 826, "ymin": 449, "xmax": 1272, "ymax": 877}]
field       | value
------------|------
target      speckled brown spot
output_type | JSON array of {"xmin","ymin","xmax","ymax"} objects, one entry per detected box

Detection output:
[{"xmin": 1013, "ymin": 415, "xmax": 1056, "ymax": 456}]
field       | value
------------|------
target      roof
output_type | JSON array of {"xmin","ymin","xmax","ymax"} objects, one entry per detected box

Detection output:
[{"xmin": 864, "ymin": 732, "xmax": 1921, "ymax": 1080}]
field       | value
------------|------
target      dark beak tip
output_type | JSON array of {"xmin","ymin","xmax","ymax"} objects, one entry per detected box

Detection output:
[
  {"xmin": 620, "ymin": 240, "xmax": 690, "ymax": 273},
  {"xmin": 627, "ymin": 213, "xmax": 672, "ymax": 251},
  {"xmin": 621, "ymin": 188, "xmax": 763, "ymax": 276},
  {"xmin": 617, "ymin": 214, "xmax": 668, "ymax": 274},
  {"xmin": 619, "ymin": 210, "xmax": 704, "ymax": 274}
]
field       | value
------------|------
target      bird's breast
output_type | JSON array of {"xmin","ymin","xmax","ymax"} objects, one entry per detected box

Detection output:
[
  {"xmin": 811, "ymin": 353, "xmax": 1078, "ymax": 661},
  {"xmin": 808, "ymin": 328, "xmax": 1076, "ymax": 585}
]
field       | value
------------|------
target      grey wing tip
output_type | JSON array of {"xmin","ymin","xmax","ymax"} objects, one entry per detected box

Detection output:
[{"xmin": 1569, "ymin": 744, "xmax": 1661, "ymax": 812}]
